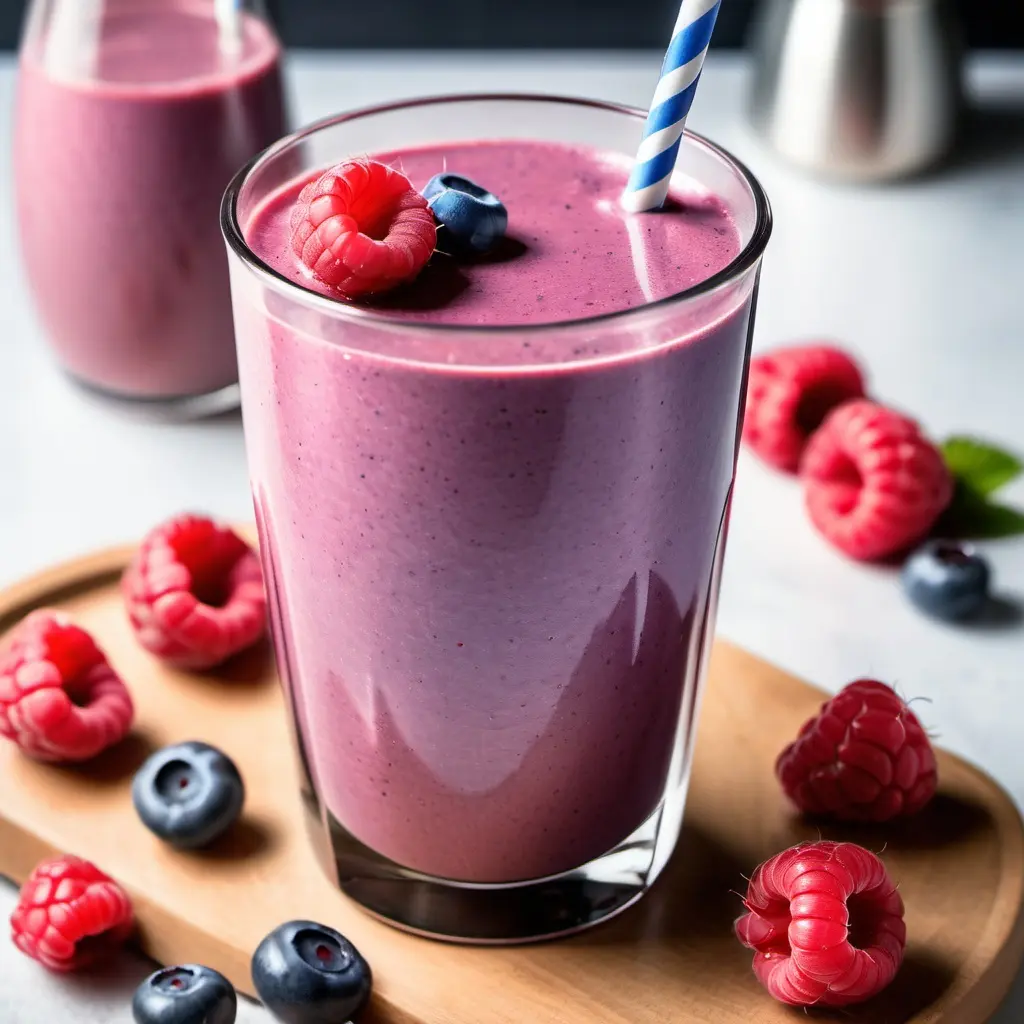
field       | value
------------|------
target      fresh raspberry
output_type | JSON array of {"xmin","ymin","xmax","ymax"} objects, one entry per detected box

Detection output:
[
  {"xmin": 0, "ymin": 610, "xmax": 133, "ymax": 762},
  {"xmin": 743, "ymin": 345, "xmax": 866, "ymax": 472},
  {"xmin": 735, "ymin": 841, "xmax": 906, "ymax": 1007},
  {"xmin": 777, "ymin": 679, "xmax": 937, "ymax": 821},
  {"xmin": 10, "ymin": 855, "xmax": 134, "ymax": 972},
  {"xmin": 290, "ymin": 159, "xmax": 437, "ymax": 298},
  {"xmin": 801, "ymin": 399, "xmax": 953, "ymax": 561},
  {"xmin": 122, "ymin": 514, "xmax": 266, "ymax": 670}
]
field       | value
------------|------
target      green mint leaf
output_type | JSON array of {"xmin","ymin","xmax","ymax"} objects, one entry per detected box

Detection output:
[
  {"xmin": 951, "ymin": 502, "xmax": 1024, "ymax": 540},
  {"xmin": 940, "ymin": 436, "xmax": 1022, "ymax": 497},
  {"xmin": 936, "ymin": 482, "xmax": 1024, "ymax": 540}
]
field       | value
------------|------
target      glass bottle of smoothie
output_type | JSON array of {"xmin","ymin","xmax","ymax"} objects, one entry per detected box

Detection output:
[
  {"xmin": 223, "ymin": 95, "xmax": 771, "ymax": 942},
  {"xmin": 15, "ymin": 0, "xmax": 287, "ymax": 411}
]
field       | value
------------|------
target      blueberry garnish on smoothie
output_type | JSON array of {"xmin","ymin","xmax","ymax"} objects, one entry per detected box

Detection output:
[{"xmin": 422, "ymin": 172, "xmax": 508, "ymax": 255}]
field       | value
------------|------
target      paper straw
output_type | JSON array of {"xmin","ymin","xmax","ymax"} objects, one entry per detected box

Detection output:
[
  {"xmin": 215, "ymin": 0, "xmax": 243, "ymax": 58},
  {"xmin": 621, "ymin": 0, "xmax": 723, "ymax": 213}
]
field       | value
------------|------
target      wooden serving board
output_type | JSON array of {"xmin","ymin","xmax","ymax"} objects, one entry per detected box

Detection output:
[{"xmin": 1, "ymin": 538, "xmax": 1023, "ymax": 1024}]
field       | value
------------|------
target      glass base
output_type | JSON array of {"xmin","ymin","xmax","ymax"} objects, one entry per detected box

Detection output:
[
  {"xmin": 66, "ymin": 372, "xmax": 240, "ymax": 422},
  {"xmin": 305, "ymin": 781, "xmax": 689, "ymax": 944}
]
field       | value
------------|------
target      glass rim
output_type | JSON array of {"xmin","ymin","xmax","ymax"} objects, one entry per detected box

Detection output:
[{"xmin": 221, "ymin": 91, "xmax": 773, "ymax": 336}]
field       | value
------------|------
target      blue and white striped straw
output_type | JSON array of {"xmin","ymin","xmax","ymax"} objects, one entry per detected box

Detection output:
[{"xmin": 621, "ymin": 0, "xmax": 723, "ymax": 213}]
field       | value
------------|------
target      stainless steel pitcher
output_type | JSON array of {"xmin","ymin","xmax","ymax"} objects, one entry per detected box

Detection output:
[{"xmin": 748, "ymin": 0, "xmax": 963, "ymax": 181}]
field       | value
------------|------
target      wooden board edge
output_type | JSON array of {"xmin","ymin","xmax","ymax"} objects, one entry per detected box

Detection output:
[
  {"xmin": 0, "ymin": 544, "xmax": 135, "ymax": 626},
  {"xmin": 929, "ymin": 754, "xmax": 1024, "ymax": 1023}
]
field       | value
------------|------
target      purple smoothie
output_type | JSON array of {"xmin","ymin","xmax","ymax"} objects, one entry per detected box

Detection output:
[
  {"xmin": 15, "ymin": 2, "xmax": 285, "ymax": 398},
  {"xmin": 238, "ymin": 140, "xmax": 753, "ymax": 882}
]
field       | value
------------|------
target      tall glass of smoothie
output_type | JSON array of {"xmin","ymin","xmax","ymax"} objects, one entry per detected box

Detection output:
[
  {"xmin": 222, "ymin": 95, "xmax": 771, "ymax": 941},
  {"xmin": 15, "ymin": 0, "xmax": 287, "ymax": 411}
]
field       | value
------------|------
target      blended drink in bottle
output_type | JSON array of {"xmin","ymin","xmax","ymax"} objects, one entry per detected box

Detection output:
[
  {"xmin": 224, "ymin": 95, "xmax": 770, "ymax": 937},
  {"xmin": 16, "ymin": 0, "xmax": 286, "ymax": 399}
]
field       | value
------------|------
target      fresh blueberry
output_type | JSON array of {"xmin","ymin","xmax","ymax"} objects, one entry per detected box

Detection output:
[
  {"xmin": 422, "ymin": 172, "xmax": 508, "ymax": 255},
  {"xmin": 902, "ymin": 540, "xmax": 991, "ymax": 621},
  {"xmin": 251, "ymin": 920, "xmax": 372, "ymax": 1024},
  {"xmin": 132, "ymin": 741, "xmax": 244, "ymax": 849},
  {"xmin": 132, "ymin": 964, "xmax": 237, "ymax": 1024}
]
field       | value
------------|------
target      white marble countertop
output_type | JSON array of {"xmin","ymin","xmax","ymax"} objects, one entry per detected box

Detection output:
[{"xmin": 1, "ymin": 50, "xmax": 1023, "ymax": 1023}]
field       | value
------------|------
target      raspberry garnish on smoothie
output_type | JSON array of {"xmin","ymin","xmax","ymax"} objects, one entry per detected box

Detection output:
[{"xmin": 289, "ymin": 159, "xmax": 436, "ymax": 298}]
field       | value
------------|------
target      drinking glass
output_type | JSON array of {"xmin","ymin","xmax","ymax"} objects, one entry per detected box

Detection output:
[{"xmin": 222, "ymin": 95, "xmax": 771, "ymax": 941}]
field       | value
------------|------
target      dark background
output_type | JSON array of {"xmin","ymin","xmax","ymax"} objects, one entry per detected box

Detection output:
[{"xmin": 0, "ymin": 0, "xmax": 1021, "ymax": 50}]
